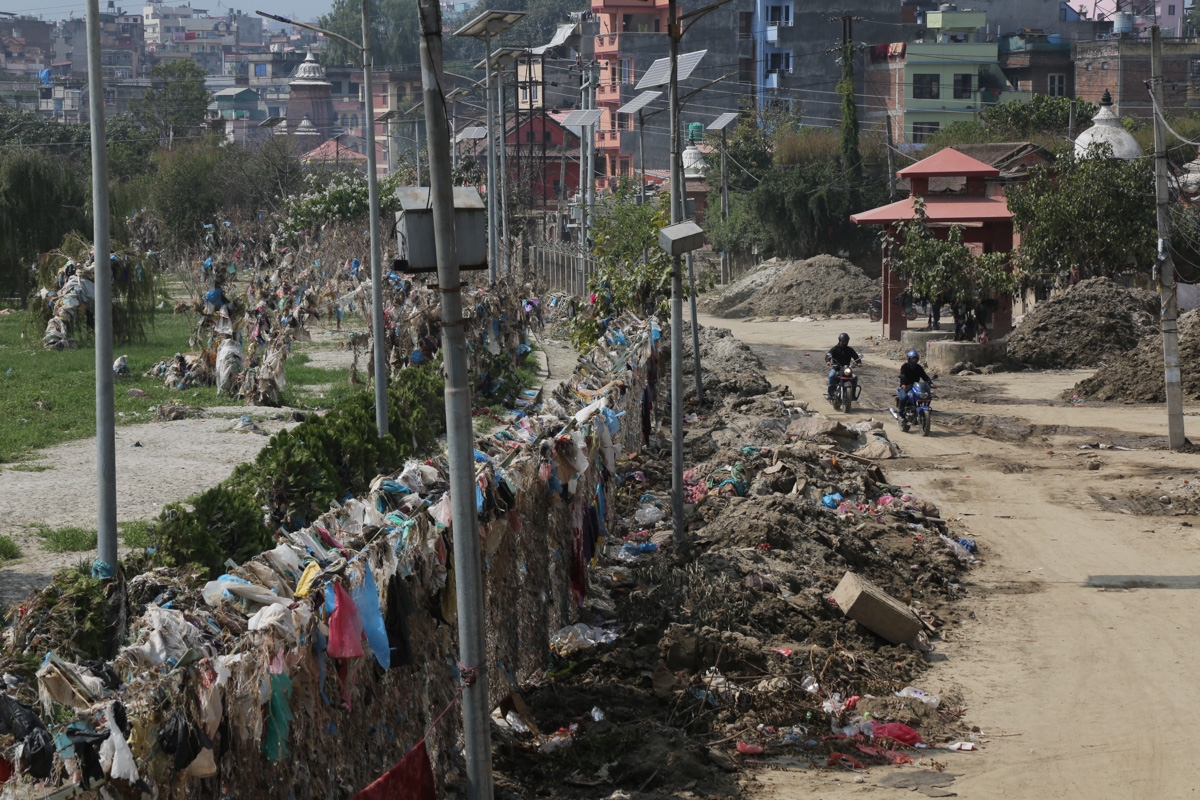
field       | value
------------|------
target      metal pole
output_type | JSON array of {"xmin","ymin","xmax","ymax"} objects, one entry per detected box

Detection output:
[
  {"xmin": 1151, "ymin": 26, "xmax": 1187, "ymax": 449},
  {"xmin": 720, "ymin": 126, "xmax": 729, "ymax": 282},
  {"xmin": 678, "ymin": 135, "xmax": 703, "ymax": 405},
  {"xmin": 86, "ymin": 0, "xmax": 117, "ymax": 573},
  {"xmin": 885, "ymin": 115, "xmax": 896, "ymax": 201},
  {"xmin": 498, "ymin": 55, "xmax": 510, "ymax": 275},
  {"xmin": 1067, "ymin": 97, "xmax": 1076, "ymax": 143},
  {"xmin": 418, "ymin": 1, "xmax": 492, "ymax": 798},
  {"xmin": 586, "ymin": 62, "xmax": 596, "ymax": 241},
  {"xmin": 668, "ymin": 0, "xmax": 686, "ymax": 543},
  {"xmin": 577, "ymin": 69, "xmax": 588, "ymax": 292},
  {"xmin": 484, "ymin": 31, "xmax": 498, "ymax": 283},
  {"xmin": 363, "ymin": 0, "xmax": 388, "ymax": 437},
  {"xmin": 640, "ymin": 112, "xmax": 649, "ymax": 267}
]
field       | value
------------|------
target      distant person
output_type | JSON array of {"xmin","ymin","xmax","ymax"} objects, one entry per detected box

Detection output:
[
  {"xmin": 897, "ymin": 349, "xmax": 932, "ymax": 416},
  {"xmin": 825, "ymin": 332, "xmax": 861, "ymax": 400}
]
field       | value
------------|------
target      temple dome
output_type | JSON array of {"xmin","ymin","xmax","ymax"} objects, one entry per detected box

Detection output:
[{"xmin": 1075, "ymin": 89, "xmax": 1143, "ymax": 160}]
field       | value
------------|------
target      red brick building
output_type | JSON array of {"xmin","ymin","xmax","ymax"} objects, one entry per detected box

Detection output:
[{"xmin": 1073, "ymin": 38, "xmax": 1197, "ymax": 120}]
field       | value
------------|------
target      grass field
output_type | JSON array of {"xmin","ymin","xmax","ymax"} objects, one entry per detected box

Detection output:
[{"xmin": 0, "ymin": 308, "xmax": 350, "ymax": 464}]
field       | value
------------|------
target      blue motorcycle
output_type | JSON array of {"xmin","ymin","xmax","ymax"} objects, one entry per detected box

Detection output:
[{"xmin": 896, "ymin": 378, "xmax": 935, "ymax": 436}]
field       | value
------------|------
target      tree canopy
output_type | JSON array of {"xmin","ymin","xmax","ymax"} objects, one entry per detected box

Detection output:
[
  {"xmin": 1006, "ymin": 144, "xmax": 1156, "ymax": 286},
  {"xmin": 319, "ymin": 0, "xmax": 421, "ymax": 67},
  {"xmin": 135, "ymin": 60, "xmax": 212, "ymax": 141}
]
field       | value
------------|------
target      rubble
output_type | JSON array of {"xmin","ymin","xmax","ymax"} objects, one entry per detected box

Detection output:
[
  {"xmin": 700, "ymin": 255, "xmax": 877, "ymax": 319},
  {"xmin": 1071, "ymin": 308, "xmax": 1200, "ymax": 403},
  {"xmin": 1007, "ymin": 277, "xmax": 1160, "ymax": 369}
]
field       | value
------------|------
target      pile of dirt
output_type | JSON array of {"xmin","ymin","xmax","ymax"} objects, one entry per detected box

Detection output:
[
  {"xmin": 701, "ymin": 255, "xmax": 876, "ymax": 318},
  {"xmin": 1072, "ymin": 309, "xmax": 1200, "ymax": 402},
  {"xmin": 1007, "ymin": 277, "xmax": 1160, "ymax": 368},
  {"xmin": 494, "ymin": 330, "xmax": 980, "ymax": 799},
  {"xmin": 669, "ymin": 324, "xmax": 773, "ymax": 404}
]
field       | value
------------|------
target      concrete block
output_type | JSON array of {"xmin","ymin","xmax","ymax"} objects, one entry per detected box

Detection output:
[
  {"xmin": 831, "ymin": 572, "xmax": 922, "ymax": 645},
  {"xmin": 925, "ymin": 340, "xmax": 1009, "ymax": 374},
  {"xmin": 899, "ymin": 330, "xmax": 953, "ymax": 353}
]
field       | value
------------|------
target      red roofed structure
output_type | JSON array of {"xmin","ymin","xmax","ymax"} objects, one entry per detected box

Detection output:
[{"xmin": 851, "ymin": 148, "xmax": 1015, "ymax": 341}]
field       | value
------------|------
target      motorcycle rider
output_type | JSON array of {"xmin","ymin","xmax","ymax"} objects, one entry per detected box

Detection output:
[
  {"xmin": 897, "ymin": 349, "xmax": 932, "ymax": 416},
  {"xmin": 825, "ymin": 333, "xmax": 862, "ymax": 400}
]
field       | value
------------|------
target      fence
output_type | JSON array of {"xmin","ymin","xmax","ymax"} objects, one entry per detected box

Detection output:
[
  {"xmin": 13, "ymin": 309, "xmax": 664, "ymax": 799},
  {"xmin": 531, "ymin": 242, "xmax": 601, "ymax": 297}
]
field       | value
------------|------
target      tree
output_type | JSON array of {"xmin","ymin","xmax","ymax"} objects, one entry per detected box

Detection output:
[
  {"xmin": 925, "ymin": 95, "xmax": 1098, "ymax": 151},
  {"xmin": 105, "ymin": 113, "xmax": 159, "ymax": 183},
  {"xmin": 882, "ymin": 198, "xmax": 1014, "ymax": 313},
  {"xmin": 568, "ymin": 180, "xmax": 673, "ymax": 348},
  {"xmin": 136, "ymin": 61, "xmax": 212, "ymax": 141},
  {"xmin": 319, "ymin": 0, "xmax": 420, "ymax": 67},
  {"xmin": 838, "ymin": 42, "xmax": 861, "ymax": 182},
  {"xmin": 1005, "ymin": 144, "xmax": 1156, "ymax": 286}
]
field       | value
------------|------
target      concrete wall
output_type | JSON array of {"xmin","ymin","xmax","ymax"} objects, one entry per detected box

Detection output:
[{"xmin": 1074, "ymin": 38, "xmax": 1198, "ymax": 118}]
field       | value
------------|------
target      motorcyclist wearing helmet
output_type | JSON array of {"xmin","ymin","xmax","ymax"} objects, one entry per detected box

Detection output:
[
  {"xmin": 897, "ymin": 349, "xmax": 932, "ymax": 415},
  {"xmin": 825, "ymin": 333, "xmax": 862, "ymax": 399}
]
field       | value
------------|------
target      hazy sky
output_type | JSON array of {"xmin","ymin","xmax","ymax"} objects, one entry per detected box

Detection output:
[{"xmin": 14, "ymin": 1, "xmax": 338, "ymax": 25}]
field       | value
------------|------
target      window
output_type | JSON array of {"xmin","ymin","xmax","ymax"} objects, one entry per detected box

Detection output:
[
  {"xmin": 531, "ymin": 84, "xmax": 540, "ymax": 102},
  {"xmin": 738, "ymin": 11, "xmax": 753, "ymax": 38},
  {"xmin": 913, "ymin": 73, "xmax": 939, "ymax": 99},
  {"xmin": 953, "ymin": 73, "xmax": 972, "ymax": 99},
  {"xmin": 620, "ymin": 58, "xmax": 633, "ymax": 83},
  {"xmin": 526, "ymin": 129, "xmax": 536, "ymax": 142},
  {"xmin": 912, "ymin": 121, "xmax": 940, "ymax": 143},
  {"xmin": 254, "ymin": 62, "xmax": 266, "ymax": 76},
  {"xmin": 1101, "ymin": 61, "xmax": 1109, "ymax": 70},
  {"xmin": 104, "ymin": 87, "xmax": 115, "ymax": 105},
  {"xmin": 620, "ymin": 158, "xmax": 630, "ymax": 175},
  {"xmin": 348, "ymin": 82, "xmax": 359, "ymax": 95},
  {"xmin": 520, "ymin": 85, "xmax": 529, "ymax": 102},
  {"xmin": 618, "ymin": 112, "xmax": 631, "ymax": 130},
  {"xmin": 622, "ymin": 13, "xmax": 631, "ymax": 31},
  {"xmin": 739, "ymin": 57, "xmax": 755, "ymax": 85},
  {"xmin": 1169, "ymin": 4, "xmax": 1176, "ymax": 14},
  {"xmin": 1047, "ymin": 73, "xmax": 1066, "ymax": 97},
  {"xmin": 767, "ymin": 51, "xmax": 791, "ymax": 73},
  {"xmin": 331, "ymin": 80, "xmax": 343, "ymax": 93},
  {"xmin": 767, "ymin": 4, "xmax": 790, "ymax": 24}
]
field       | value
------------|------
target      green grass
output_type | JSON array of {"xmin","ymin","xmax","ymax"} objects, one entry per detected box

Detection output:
[
  {"xmin": 33, "ymin": 525, "xmax": 98, "ymax": 553},
  {"xmin": 0, "ymin": 308, "xmax": 356, "ymax": 463},
  {"xmin": 119, "ymin": 520, "xmax": 153, "ymax": 549},
  {"xmin": 0, "ymin": 536, "xmax": 21, "ymax": 561}
]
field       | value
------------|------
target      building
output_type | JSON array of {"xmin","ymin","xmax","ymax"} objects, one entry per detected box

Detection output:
[
  {"xmin": 1073, "ymin": 88, "xmax": 1144, "ymax": 158},
  {"xmin": 142, "ymin": 4, "xmax": 264, "ymax": 75},
  {"xmin": 851, "ymin": 148, "xmax": 1017, "ymax": 340},
  {"xmin": 52, "ymin": 13, "xmax": 145, "ymax": 80},
  {"xmin": 284, "ymin": 50, "xmax": 336, "ymax": 142},
  {"xmin": 504, "ymin": 113, "xmax": 582, "ymax": 208},
  {"xmin": 1073, "ymin": 37, "xmax": 1198, "ymax": 119},
  {"xmin": 1092, "ymin": 0, "xmax": 1185, "ymax": 37},
  {"xmin": 211, "ymin": 85, "xmax": 261, "ymax": 120},
  {"xmin": 904, "ymin": 0, "xmax": 1119, "ymax": 40},
  {"xmin": 998, "ymin": 30, "xmax": 1077, "ymax": 98},
  {"xmin": 865, "ymin": 8, "xmax": 1031, "ymax": 147}
]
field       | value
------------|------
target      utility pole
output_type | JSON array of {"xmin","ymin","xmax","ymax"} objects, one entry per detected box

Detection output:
[
  {"xmin": 676, "ymin": 132, "xmax": 703, "ymax": 405},
  {"xmin": 586, "ymin": 61, "xmax": 597, "ymax": 243},
  {"xmin": 667, "ymin": 0, "xmax": 685, "ymax": 544},
  {"xmin": 1151, "ymin": 26, "xmax": 1187, "ymax": 449},
  {"xmin": 1068, "ymin": 97, "xmax": 1077, "ymax": 142},
  {"xmin": 361, "ymin": 0, "xmax": 388, "ymax": 437},
  {"xmin": 885, "ymin": 114, "xmax": 896, "ymax": 200},
  {"xmin": 720, "ymin": 125, "xmax": 729, "ymax": 280},
  {"xmin": 498, "ymin": 52, "xmax": 510, "ymax": 275},
  {"xmin": 85, "ymin": 0, "xmax": 118, "ymax": 573},
  {"xmin": 418, "ymin": 1, "xmax": 492, "ymax": 799}
]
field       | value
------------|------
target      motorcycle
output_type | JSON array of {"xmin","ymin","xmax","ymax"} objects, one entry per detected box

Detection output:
[
  {"xmin": 893, "ymin": 378, "xmax": 935, "ymax": 436},
  {"xmin": 828, "ymin": 362, "xmax": 862, "ymax": 413},
  {"xmin": 868, "ymin": 297, "xmax": 919, "ymax": 323}
]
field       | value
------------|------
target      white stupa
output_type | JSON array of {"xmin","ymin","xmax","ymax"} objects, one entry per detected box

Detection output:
[{"xmin": 1074, "ymin": 89, "xmax": 1143, "ymax": 160}]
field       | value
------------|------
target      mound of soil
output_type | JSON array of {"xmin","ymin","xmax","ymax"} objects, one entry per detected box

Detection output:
[
  {"xmin": 1072, "ymin": 308, "xmax": 1200, "ymax": 402},
  {"xmin": 670, "ymin": 324, "xmax": 773, "ymax": 404},
  {"xmin": 1007, "ymin": 277, "xmax": 1159, "ymax": 368},
  {"xmin": 702, "ymin": 255, "xmax": 876, "ymax": 318}
]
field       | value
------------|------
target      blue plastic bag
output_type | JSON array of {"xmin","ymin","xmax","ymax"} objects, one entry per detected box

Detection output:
[
  {"xmin": 353, "ymin": 564, "xmax": 391, "ymax": 670},
  {"xmin": 820, "ymin": 493, "xmax": 843, "ymax": 509}
]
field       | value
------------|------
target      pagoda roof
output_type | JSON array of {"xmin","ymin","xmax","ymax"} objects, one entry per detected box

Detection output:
[{"xmin": 895, "ymin": 147, "xmax": 1000, "ymax": 179}]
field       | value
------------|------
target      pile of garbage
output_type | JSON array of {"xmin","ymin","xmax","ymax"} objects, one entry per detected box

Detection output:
[
  {"xmin": 1007, "ymin": 277, "xmax": 1160, "ymax": 369},
  {"xmin": 700, "ymin": 255, "xmax": 877, "ymax": 319},
  {"xmin": 0, "ymin": 311, "xmax": 659, "ymax": 798},
  {"xmin": 1071, "ymin": 308, "xmax": 1200, "ymax": 403}
]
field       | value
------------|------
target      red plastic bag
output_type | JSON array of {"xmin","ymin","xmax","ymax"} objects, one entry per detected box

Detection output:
[
  {"xmin": 871, "ymin": 722, "xmax": 924, "ymax": 747},
  {"xmin": 856, "ymin": 743, "xmax": 914, "ymax": 764},
  {"xmin": 736, "ymin": 743, "xmax": 763, "ymax": 755},
  {"xmin": 328, "ymin": 583, "xmax": 364, "ymax": 658},
  {"xmin": 827, "ymin": 752, "xmax": 865, "ymax": 769}
]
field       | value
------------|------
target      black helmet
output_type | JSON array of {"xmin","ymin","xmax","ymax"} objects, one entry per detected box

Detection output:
[
  {"xmin": 907, "ymin": 349, "xmax": 919, "ymax": 363},
  {"xmin": 838, "ymin": 332, "xmax": 849, "ymax": 344}
]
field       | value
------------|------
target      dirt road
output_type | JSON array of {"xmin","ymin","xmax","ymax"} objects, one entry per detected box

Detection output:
[{"xmin": 701, "ymin": 314, "xmax": 1200, "ymax": 799}]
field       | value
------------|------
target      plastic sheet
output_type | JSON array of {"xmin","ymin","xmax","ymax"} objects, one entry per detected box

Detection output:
[
  {"xmin": 328, "ymin": 583, "xmax": 365, "ymax": 659},
  {"xmin": 353, "ymin": 563, "xmax": 391, "ymax": 670},
  {"xmin": 263, "ymin": 672, "xmax": 294, "ymax": 762}
]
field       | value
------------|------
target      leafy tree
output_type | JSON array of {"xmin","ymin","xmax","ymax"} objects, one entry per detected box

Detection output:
[
  {"xmin": 568, "ymin": 179, "xmax": 672, "ymax": 348},
  {"xmin": 1005, "ymin": 144, "xmax": 1156, "ymax": 286},
  {"xmin": 0, "ymin": 150, "xmax": 90, "ymax": 303},
  {"xmin": 882, "ymin": 197, "xmax": 1014, "ymax": 311},
  {"xmin": 925, "ymin": 95, "xmax": 1098, "ymax": 151},
  {"xmin": 136, "ymin": 60, "xmax": 212, "ymax": 141},
  {"xmin": 105, "ymin": 113, "xmax": 159, "ymax": 183},
  {"xmin": 319, "ymin": 0, "xmax": 420, "ymax": 67}
]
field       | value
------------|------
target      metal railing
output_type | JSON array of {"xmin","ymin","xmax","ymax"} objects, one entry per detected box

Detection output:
[{"xmin": 531, "ymin": 242, "xmax": 600, "ymax": 296}]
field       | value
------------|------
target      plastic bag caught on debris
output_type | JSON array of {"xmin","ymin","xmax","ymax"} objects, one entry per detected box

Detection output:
[
  {"xmin": 36, "ymin": 656, "xmax": 104, "ymax": 711},
  {"xmin": 939, "ymin": 534, "xmax": 975, "ymax": 563},
  {"xmin": 98, "ymin": 703, "xmax": 138, "ymax": 783},
  {"xmin": 215, "ymin": 339, "xmax": 243, "ymax": 396},
  {"xmin": 127, "ymin": 605, "xmax": 211, "ymax": 667},
  {"xmin": 634, "ymin": 504, "xmax": 665, "ymax": 525},
  {"xmin": 895, "ymin": 686, "xmax": 941, "ymax": 709},
  {"xmin": 202, "ymin": 576, "xmax": 288, "ymax": 609},
  {"xmin": 328, "ymin": 583, "xmax": 365, "ymax": 659},
  {"xmin": 248, "ymin": 604, "xmax": 296, "ymax": 640},
  {"xmin": 549, "ymin": 623, "xmax": 618, "ymax": 655}
]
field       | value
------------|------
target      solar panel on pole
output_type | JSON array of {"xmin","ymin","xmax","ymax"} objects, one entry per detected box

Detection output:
[
  {"xmin": 635, "ymin": 49, "xmax": 706, "ymax": 89},
  {"xmin": 617, "ymin": 90, "xmax": 662, "ymax": 116},
  {"xmin": 707, "ymin": 112, "xmax": 739, "ymax": 131},
  {"xmin": 562, "ymin": 109, "xmax": 602, "ymax": 128}
]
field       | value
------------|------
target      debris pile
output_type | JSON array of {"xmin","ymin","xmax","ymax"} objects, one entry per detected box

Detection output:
[
  {"xmin": 700, "ymin": 255, "xmax": 876, "ymax": 319},
  {"xmin": 1071, "ymin": 308, "xmax": 1200, "ymax": 402},
  {"xmin": 1007, "ymin": 277, "xmax": 1160, "ymax": 368}
]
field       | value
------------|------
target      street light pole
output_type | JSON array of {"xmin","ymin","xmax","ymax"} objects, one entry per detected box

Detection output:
[
  {"xmin": 361, "ymin": 0, "xmax": 388, "ymax": 437},
  {"xmin": 498, "ymin": 54, "xmax": 511, "ymax": 275},
  {"xmin": 419, "ymin": 0, "xmax": 493, "ymax": 797},
  {"xmin": 667, "ymin": 0, "xmax": 685, "ymax": 544},
  {"xmin": 484, "ymin": 31, "xmax": 498, "ymax": 282},
  {"xmin": 85, "ymin": 0, "xmax": 118, "ymax": 572},
  {"xmin": 257, "ymin": 8, "xmax": 389, "ymax": 437}
]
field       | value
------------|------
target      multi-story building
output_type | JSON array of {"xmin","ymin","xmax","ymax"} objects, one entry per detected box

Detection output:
[
  {"xmin": 1073, "ymin": 37, "xmax": 1198, "ymax": 119},
  {"xmin": 142, "ymin": 4, "xmax": 263, "ymax": 75},
  {"xmin": 865, "ymin": 8, "xmax": 1031, "ymax": 146},
  {"xmin": 998, "ymin": 30, "xmax": 1078, "ymax": 98},
  {"xmin": 53, "ymin": 12, "xmax": 145, "ymax": 80}
]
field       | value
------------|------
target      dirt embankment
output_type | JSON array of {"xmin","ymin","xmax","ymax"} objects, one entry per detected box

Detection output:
[
  {"xmin": 701, "ymin": 255, "xmax": 877, "ymax": 319},
  {"xmin": 1007, "ymin": 277, "xmax": 1159, "ymax": 369},
  {"xmin": 1072, "ymin": 308, "xmax": 1200, "ymax": 402}
]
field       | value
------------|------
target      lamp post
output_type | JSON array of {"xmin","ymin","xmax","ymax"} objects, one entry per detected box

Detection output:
[
  {"xmin": 257, "ymin": 7, "xmax": 388, "ymax": 438},
  {"xmin": 454, "ymin": 10, "xmax": 525, "ymax": 284}
]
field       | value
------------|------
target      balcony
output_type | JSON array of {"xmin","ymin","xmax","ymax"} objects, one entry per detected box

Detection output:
[
  {"xmin": 594, "ymin": 33, "xmax": 619, "ymax": 54},
  {"xmin": 597, "ymin": 81, "xmax": 621, "ymax": 101},
  {"xmin": 765, "ymin": 70, "xmax": 788, "ymax": 89},
  {"xmin": 766, "ymin": 19, "xmax": 792, "ymax": 43}
]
